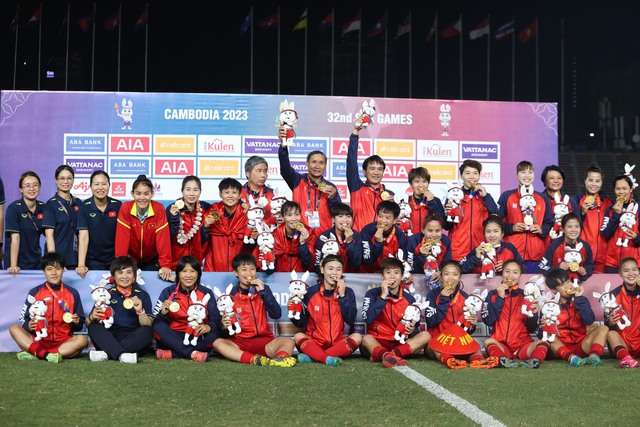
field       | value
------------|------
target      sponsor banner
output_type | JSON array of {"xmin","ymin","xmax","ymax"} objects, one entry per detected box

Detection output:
[
  {"xmin": 287, "ymin": 138, "xmax": 329, "ymax": 157},
  {"xmin": 383, "ymin": 161, "xmax": 417, "ymax": 182},
  {"xmin": 289, "ymin": 160, "xmax": 327, "ymax": 177},
  {"xmin": 243, "ymin": 136, "xmax": 281, "ymax": 155},
  {"xmin": 417, "ymin": 140, "xmax": 458, "ymax": 161},
  {"xmin": 153, "ymin": 158, "xmax": 196, "ymax": 177},
  {"xmin": 460, "ymin": 141, "xmax": 500, "ymax": 161},
  {"xmin": 153, "ymin": 135, "xmax": 196, "ymax": 155},
  {"xmin": 479, "ymin": 162, "xmax": 501, "ymax": 185},
  {"xmin": 64, "ymin": 157, "xmax": 106, "ymax": 176},
  {"xmin": 375, "ymin": 139, "xmax": 416, "ymax": 158},
  {"xmin": 198, "ymin": 135, "xmax": 242, "ymax": 157},
  {"xmin": 330, "ymin": 160, "xmax": 365, "ymax": 180},
  {"xmin": 330, "ymin": 138, "xmax": 372, "ymax": 158},
  {"xmin": 64, "ymin": 134, "xmax": 107, "ymax": 154},
  {"xmin": 109, "ymin": 135, "xmax": 152, "ymax": 155},
  {"xmin": 198, "ymin": 158, "xmax": 242, "ymax": 177},
  {"xmin": 111, "ymin": 181, "xmax": 127, "ymax": 197},
  {"xmin": 418, "ymin": 163, "xmax": 458, "ymax": 183},
  {"xmin": 109, "ymin": 157, "xmax": 151, "ymax": 176},
  {"xmin": 71, "ymin": 179, "xmax": 92, "ymax": 199},
  {"xmin": 335, "ymin": 183, "xmax": 349, "ymax": 202}
]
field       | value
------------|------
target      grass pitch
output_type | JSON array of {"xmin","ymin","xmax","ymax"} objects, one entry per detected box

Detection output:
[{"xmin": 0, "ymin": 352, "xmax": 636, "ymax": 426}]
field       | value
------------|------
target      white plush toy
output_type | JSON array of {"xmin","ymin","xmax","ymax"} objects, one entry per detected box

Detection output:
[
  {"xmin": 540, "ymin": 292, "xmax": 561, "ymax": 342},
  {"xmin": 519, "ymin": 185, "xmax": 537, "ymax": 230},
  {"xmin": 397, "ymin": 199, "xmax": 413, "ymax": 237},
  {"xmin": 288, "ymin": 271, "xmax": 309, "ymax": 320},
  {"xmin": 214, "ymin": 284, "xmax": 241, "ymax": 336},
  {"xmin": 549, "ymin": 193, "xmax": 571, "ymax": 240},
  {"xmin": 423, "ymin": 243, "xmax": 442, "ymax": 276},
  {"xmin": 457, "ymin": 289, "xmax": 488, "ymax": 331},
  {"xmin": 395, "ymin": 301, "xmax": 430, "ymax": 344},
  {"xmin": 593, "ymin": 282, "xmax": 632, "ymax": 330},
  {"xmin": 28, "ymin": 295, "xmax": 51, "ymax": 341},
  {"xmin": 256, "ymin": 222, "xmax": 276, "ymax": 271},
  {"xmin": 319, "ymin": 232, "xmax": 340, "ymax": 260},
  {"xmin": 617, "ymin": 202, "xmax": 638, "ymax": 248},
  {"xmin": 244, "ymin": 196, "xmax": 266, "ymax": 245},
  {"xmin": 480, "ymin": 243, "xmax": 497, "ymax": 280},
  {"xmin": 184, "ymin": 291, "xmax": 210, "ymax": 346},
  {"xmin": 279, "ymin": 99, "xmax": 298, "ymax": 147},
  {"xmin": 445, "ymin": 181, "xmax": 464, "ymax": 223},
  {"xmin": 270, "ymin": 187, "xmax": 288, "ymax": 219},
  {"xmin": 90, "ymin": 284, "xmax": 114, "ymax": 329},
  {"xmin": 355, "ymin": 99, "xmax": 376, "ymax": 129},
  {"xmin": 564, "ymin": 243, "xmax": 584, "ymax": 287},
  {"xmin": 521, "ymin": 275, "xmax": 545, "ymax": 317}
]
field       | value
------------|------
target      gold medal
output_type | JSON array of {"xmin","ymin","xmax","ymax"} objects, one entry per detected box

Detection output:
[
  {"xmin": 585, "ymin": 195, "xmax": 595, "ymax": 205},
  {"xmin": 566, "ymin": 287, "xmax": 576, "ymax": 295},
  {"xmin": 295, "ymin": 222, "xmax": 305, "ymax": 231},
  {"xmin": 318, "ymin": 182, "xmax": 327, "ymax": 191},
  {"xmin": 62, "ymin": 312, "xmax": 73, "ymax": 323},
  {"xmin": 483, "ymin": 243, "xmax": 493, "ymax": 252},
  {"xmin": 569, "ymin": 261, "xmax": 580, "ymax": 272},
  {"xmin": 524, "ymin": 216, "xmax": 534, "ymax": 226},
  {"xmin": 425, "ymin": 238, "xmax": 435, "ymax": 246},
  {"xmin": 169, "ymin": 302, "xmax": 180, "ymax": 313},
  {"xmin": 636, "ymin": 279, "xmax": 640, "ymax": 286},
  {"xmin": 175, "ymin": 199, "xmax": 185, "ymax": 210},
  {"xmin": 617, "ymin": 196, "xmax": 626, "ymax": 204},
  {"xmin": 504, "ymin": 279, "xmax": 513, "ymax": 286},
  {"xmin": 123, "ymin": 298, "xmax": 134, "ymax": 309},
  {"xmin": 210, "ymin": 211, "xmax": 220, "ymax": 220},
  {"xmin": 377, "ymin": 224, "xmax": 386, "ymax": 230},
  {"xmin": 469, "ymin": 180, "xmax": 478, "ymax": 189},
  {"xmin": 380, "ymin": 191, "xmax": 390, "ymax": 201}
]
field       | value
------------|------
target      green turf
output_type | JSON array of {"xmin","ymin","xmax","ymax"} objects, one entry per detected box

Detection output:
[{"xmin": 0, "ymin": 352, "xmax": 636, "ymax": 427}]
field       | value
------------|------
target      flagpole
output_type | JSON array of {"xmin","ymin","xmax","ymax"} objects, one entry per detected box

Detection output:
[
  {"xmin": 13, "ymin": 5, "xmax": 19, "ymax": 90},
  {"xmin": 511, "ymin": 15, "xmax": 515, "ymax": 101},
  {"xmin": 65, "ymin": 2, "xmax": 70, "ymax": 90},
  {"xmin": 250, "ymin": 7, "xmax": 254, "ymax": 94},
  {"xmin": 117, "ymin": 3, "xmax": 122, "ymax": 91},
  {"xmin": 486, "ymin": 15, "xmax": 491, "ymax": 100},
  {"xmin": 409, "ymin": 11, "xmax": 413, "ymax": 98},
  {"xmin": 91, "ymin": 2, "xmax": 96, "ymax": 91},
  {"xmin": 277, "ymin": 7, "xmax": 281, "ymax": 95},
  {"xmin": 535, "ymin": 17, "xmax": 539, "ymax": 101},
  {"xmin": 144, "ymin": 3, "xmax": 149, "ymax": 92},
  {"xmin": 303, "ymin": 8, "xmax": 308, "ymax": 95},
  {"xmin": 383, "ymin": 11, "xmax": 388, "ymax": 97},
  {"xmin": 37, "ymin": 2, "xmax": 42, "ymax": 90},
  {"xmin": 357, "ymin": 9, "xmax": 362, "ymax": 97},
  {"xmin": 459, "ymin": 13, "xmax": 463, "ymax": 99},
  {"xmin": 434, "ymin": 14, "xmax": 438, "ymax": 99}
]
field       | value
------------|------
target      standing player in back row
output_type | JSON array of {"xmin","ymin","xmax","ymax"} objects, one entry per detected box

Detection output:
[{"xmin": 347, "ymin": 117, "xmax": 394, "ymax": 232}]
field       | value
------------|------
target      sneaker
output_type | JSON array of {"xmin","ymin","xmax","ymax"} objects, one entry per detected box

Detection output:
[
  {"xmin": 620, "ymin": 355, "xmax": 640, "ymax": 369},
  {"xmin": 16, "ymin": 351, "xmax": 37, "ymax": 361},
  {"xmin": 521, "ymin": 358, "xmax": 541, "ymax": 369},
  {"xmin": 119, "ymin": 353, "xmax": 138, "ymax": 364},
  {"xmin": 498, "ymin": 356, "xmax": 518, "ymax": 368},
  {"xmin": 569, "ymin": 355, "xmax": 585, "ymax": 367},
  {"xmin": 253, "ymin": 355, "xmax": 271, "ymax": 366},
  {"xmin": 470, "ymin": 357, "xmax": 499, "ymax": 369},
  {"xmin": 191, "ymin": 351, "xmax": 208, "ymax": 363},
  {"xmin": 585, "ymin": 354, "xmax": 603, "ymax": 367},
  {"xmin": 90, "ymin": 350, "xmax": 109, "ymax": 362},
  {"xmin": 382, "ymin": 354, "xmax": 407, "ymax": 368},
  {"xmin": 297, "ymin": 353, "xmax": 314, "ymax": 363},
  {"xmin": 156, "ymin": 349, "xmax": 173, "ymax": 360},
  {"xmin": 325, "ymin": 356, "xmax": 342, "ymax": 367},
  {"xmin": 446, "ymin": 358, "xmax": 468, "ymax": 370},
  {"xmin": 46, "ymin": 352, "xmax": 62, "ymax": 364},
  {"xmin": 269, "ymin": 356, "xmax": 297, "ymax": 368}
]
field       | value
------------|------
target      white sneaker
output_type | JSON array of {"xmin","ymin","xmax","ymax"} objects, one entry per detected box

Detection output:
[
  {"xmin": 90, "ymin": 350, "xmax": 108, "ymax": 362},
  {"xmin": 119, "ymin": 352, "xmax": 138, "ymax": 364}
]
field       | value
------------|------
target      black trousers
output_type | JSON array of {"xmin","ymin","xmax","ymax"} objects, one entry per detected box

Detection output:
[{"xmin": 88, "ymin": 323, "xmax": 153, "ymax": 360}]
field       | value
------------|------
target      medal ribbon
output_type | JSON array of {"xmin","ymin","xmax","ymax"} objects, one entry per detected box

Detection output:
[
  {"xmin": 116, "ymin": 285, "xmax": 132, "ymax": 298},
  {"xmin": 45, "ymin": 282, "xmax": 72, "ymax": 313}
]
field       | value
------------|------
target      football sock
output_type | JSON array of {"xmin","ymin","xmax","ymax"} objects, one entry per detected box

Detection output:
[
  {"xmin": 240, "ymin": 352, "xmax": 255, "ymax": 364},
  {"xmin": 614, "ymin": 345, "xmax": 630, "ymax": 360},
  {"xmin": 486, "ymin": 343, "xmax": 505, "ymax": 358},
  {"xmin": 275, "ymin": 350, "xmax": 290, "ymax": 358},
  {"xmin": 589, "ymin": 343, "xmax": 604, "ymax": 357},
  {"xmin": 28, "ymin": 342, "xmax": 49, "ymax": 360},
  {"xmin": 470, "ymin": 353, "xmax": 483, "ymax": 362},
  {"xmin": 297, "ymin": 337, "xmax": 327, "ymax": 363},
  {"xmin": 326, "ymin": 337, "xmax": 358, "ymax": 358},
  {"xmin": 392, "ymin": 343, "xmax": 412, "ymax": 358},
  {"xmin": 372, "ymin": 346, "xmax": 386, "ymax": 362},
  {"xmin": 530, "ymin": 342, "xmax": 549, "ymax": 361},
  {"xmin": 556, "ymin": 345, "xmax": 573, "ymax": 361},
  {"xmin": 439, "ymin": 353, "xmax": 454, "ymax": 364}
]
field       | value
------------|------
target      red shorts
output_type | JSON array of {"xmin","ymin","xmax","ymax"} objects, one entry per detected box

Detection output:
[
  {"xmin": 564, "ymin": 340, "xmax": 588, "ymax": 358},
  {"xmin": 373, "ymin": 337, "xmax": 400, "ymax": 352},
  {"xmin": 232, "ymin": 336, "xmax": 275, "ymax": 356},
  {"xmin": 494, "ymin": 341, "xmax": 534, "ymax": 360},
  {"xmin": 38, "ymin": 338, "xmax": 70, "ymax": 352}
]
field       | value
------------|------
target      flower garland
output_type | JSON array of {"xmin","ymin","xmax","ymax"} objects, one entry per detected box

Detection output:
[{"xmin": 177, "ymin": 202, "xmax": 203, "ymax": 245}]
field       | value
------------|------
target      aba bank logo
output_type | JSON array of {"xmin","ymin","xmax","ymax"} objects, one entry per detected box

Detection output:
[
  {"xmin": 331, "ymin": 138, "xmax": 372, "ymax": 157},
  {"xmin": 64, "ymin": 134, "xmax": 106, "ymax": 153},
  {"xmin": 461, "ymin": 142, "xmax": 500, "ymax": 160},
  {"xmin": 154, "ymin": 135, "xmax": 196, "ymax": 155},
  {"xmin": 65, "ymin": 157, "xmax": 106, "ymax": 175},
  {"xmin": 198, "ymin": 135, "xmax": 241, "ymax": 156},
  {"xmin": 110, "ymin": 158, "xmax": 151, "ymax": 176},
  {"xmin": 154, "ymin": 158, "xmax": 195, "ymax": 176},
  {"xmin": 383, "ymin": 162, "xmax": 415, "ymax": 182},
  {"xmin": 111, "ymin": 181, "xmax": 127, "ymax": 197},
  {"xmin": 417, "ymin": 140, "xmax": 458, "ymax": 161},
  {"xmin": 291, "ymin": 161, "xmax": 327, "ymax": 177},
  {"xmin": 331, "ymin": 161, "xmax": 364, "ymax": 180},
  {"xmin": 109, "ymin": 135, "xmax": 151, "ymax": 154},
  {"xmin": 244, "ymin": 137, "xmax": 281, "ymax": 155},
  {"xmin": 288, "ymin": 138, "xmax": 328, "ymax": 156}
]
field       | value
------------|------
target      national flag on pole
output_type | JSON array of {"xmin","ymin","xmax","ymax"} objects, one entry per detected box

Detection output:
[
  {"xmin": 134, "ymin": 6, "xmax": 148, "ymax": 32},
  {"xmin": 27, "ymin": 7, "xmax": 41, "ymax": 26},
  {"xmin": 11, "ymin": 9, "xmax": 19, "ymax": 30},
  {"xmin": 318, "ymin": 11, "xmax": 333, "ymax": 33},
  {"xmin": 103, "ymin": 10, "xmax": 120, "ymax": 32},
  {"xmin": 469, "ymin": 18, "xmax": 490, "ymax": 40},
  {"xmin": 519, "ymin": 20, "xmax": 537, "ymax": 43},
  {"xmin": 293, "ymin": 9, "xmax": 307, "ymax": 31},
  {"xmin": 495, "ymin": 20, "xmax": 514, "ymax": 40},
  {"xmin": 441, "ymin": 17, "xmax": 461, "ymax": 38},
  {"xmin": 367, "ymin": 14, "xmax": 386, "ymax": 39},
  {"xmin": 258, "ymin": 12, "xmax": 279, "ymax": 29},
  {"xmin": 78, "ymin": 10, "xmax": 94, "ymax": 32},
  {"xmin": 240, "ymin": 10, "xmax": 251, "ymax": 36},
  {"xmin": 341, "ymin": 12, "xmax": 361, "ymax": 36},
  {"xmin": 425, "ymin": 18, "xmax": 437, "ymax": 43},
  {"xmin": 395, "ymin": 14, "xmax": 411, "ymax": 39}
]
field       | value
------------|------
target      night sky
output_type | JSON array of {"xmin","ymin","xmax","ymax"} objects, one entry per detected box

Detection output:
[{"xmin": 1, "ymin": 1, "xmax": 639, "ymax": 148}]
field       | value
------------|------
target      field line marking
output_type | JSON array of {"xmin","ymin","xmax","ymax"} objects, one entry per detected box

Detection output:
[{"xmin": 394, "ymin": 366, "xmax": 506, "ymax": 427}]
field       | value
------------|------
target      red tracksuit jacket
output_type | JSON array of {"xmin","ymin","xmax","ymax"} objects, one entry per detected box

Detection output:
[
  {"xmin": 610, "ymin": 285, "xmax": 640, "ymax": 353},
  {"xmin": 425, "ymin": 287, "xmax": 470, "ymax": 336},
  {"xmin": 167, "ymin": 201, "xmax": 211, "ymax": 270},
  {"xmin": 229, "ymin": 285, "xmax": 281, "ymax": 339},
  {"xmin": 601, "ymin": 202, "xmax": 640, "ymax": 268},
  {"xmin": 553, "ymin": 296, "xmax": 595, "ymax": 346},
  {"xmin": 204, "ymin": 202, "xmax": 248, "ymax": 272},
  {"xmin": 273, "ymin": 223, "xmax": 317, "ymax": 272},
  {"xmin": 574, "ymin": 192, "xmax": 613, "ymax": 270},
  {"xmin": 483, "ymin": 288, "xmax": 538, "ymax": 352},
  {"xmin": 362, "ymin": 287, "xmax": 416, "ymax": 341}
]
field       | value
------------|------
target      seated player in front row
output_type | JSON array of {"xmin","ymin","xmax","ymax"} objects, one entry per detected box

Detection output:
[
  {"xmin": 292, "ymin": 255, "xmax": 363, "ymax": 366},
  {"xmin": 360, "ymin": 200, "xmax": 408, "ymax": 273},
  {"xmin": 315, "ymin": 203, "xmax": 363, "ymax": 274},
  {"xmin": 604, "ymin": 257, "xmax": 640, "ymax": 368},
  {"xmin": 406, "ymin": 213, "xmax": 451, "ymax": 281},
  {"xmin": 482, "ymin": 259, "xmax": 549, "ymax": 368},
  {"xmin": 213, "ymin": 253, "xmax": 297, "ymax": 367},
  {"xmin": 273, "ymin": 201, "xmax": 317, "ymax": 273},
  {"xmin": 10, "ymin": 252, "xmax": 87, "ymax": 362},
  {"xmin": 361, "ymin": 257, "xmax": 430, "ymax": 367},
  {"xmin": 425, "ymin": 261, "xmax": 499, "ymax": 369},
  {"xmin": 543, "ymin": 268, "xmax": 608, "ymax": 367}
]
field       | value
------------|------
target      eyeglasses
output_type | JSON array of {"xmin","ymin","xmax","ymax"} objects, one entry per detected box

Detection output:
[
  {"xmin": 22, "ymin": 183, "xmax": 40, "ymax": 189},
  {"xmin": 57, "ymin": 177, "xmax": 74, "ymax": 181}
]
